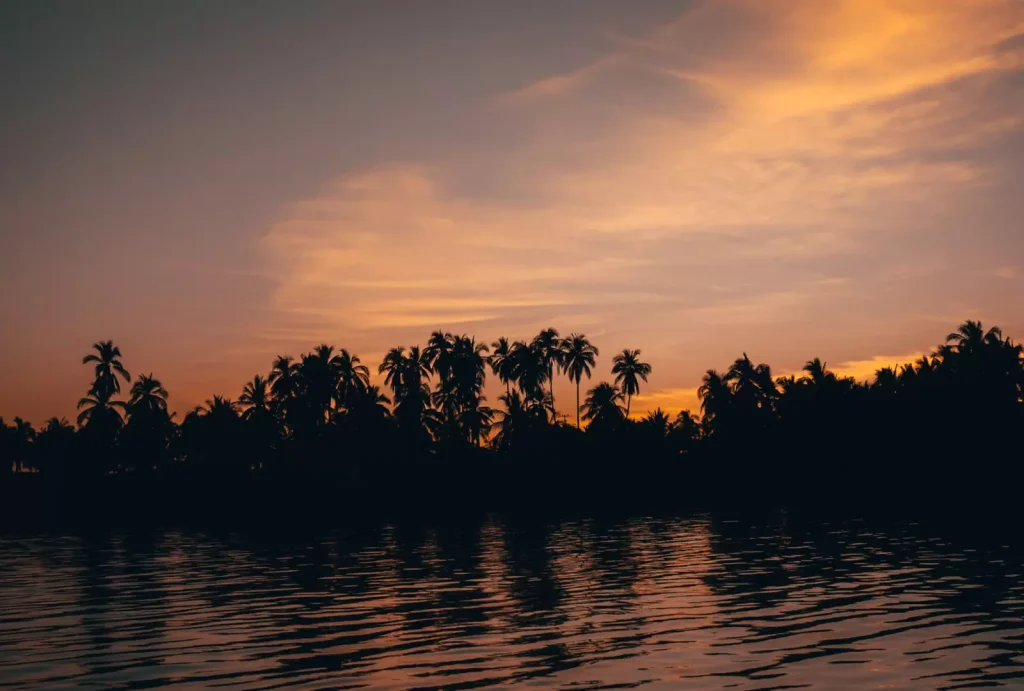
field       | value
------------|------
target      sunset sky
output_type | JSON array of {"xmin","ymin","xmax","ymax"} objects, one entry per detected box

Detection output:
[{"xmin": 2, "ymin": 0, "xmax": 1024, "ymax": 423}]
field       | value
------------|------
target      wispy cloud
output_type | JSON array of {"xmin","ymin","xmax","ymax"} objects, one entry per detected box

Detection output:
[
  {"xmin": 257, "ymin": 0, "xmax": 1024, "ymax": 418},
  {"xmin": 501, "ymin": 54, "xmax": 624, "ymax": 103}
]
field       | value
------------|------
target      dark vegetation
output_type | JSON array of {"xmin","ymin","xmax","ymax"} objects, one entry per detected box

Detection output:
[{"xmin": 1, "ymin": 320, "xmax": 1022, "ymax": 524}]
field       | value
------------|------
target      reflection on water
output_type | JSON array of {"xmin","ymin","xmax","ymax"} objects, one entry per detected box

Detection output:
[{"xmin": 1, "ymin": 515, "xmax": 1023, "ymax": 690}]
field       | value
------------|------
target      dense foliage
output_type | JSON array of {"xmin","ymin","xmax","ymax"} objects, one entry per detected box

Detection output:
[{"xmin": 2, "ymin": 321, "xmax": 1022, "ymax": 509}]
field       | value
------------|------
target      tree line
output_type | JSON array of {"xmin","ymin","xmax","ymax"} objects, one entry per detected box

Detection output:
[
  {"xmin": 0, "ymin": 330, "xmax": 648, "ymax": 475},
  {"xmin": 1, "ymin": 320, "xmax": 1022, "ymax": 508}
]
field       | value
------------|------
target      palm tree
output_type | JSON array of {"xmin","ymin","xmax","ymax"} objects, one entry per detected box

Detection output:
[
  {"xmin": 698, "ymin": 369, "xmax": 731, "ymax": 430},
  {"xmin": 802, "ymin": 358, "xmax": 834, "ymax": 386},
  {"xmin": 581, "ymin": 382, "xmax": 625, "ymax": 429},
  {"xmin": 43, "ymin": 417, "xmax": 73, "ymax": 433},
  {"xmin": 532, "ymin": 328, "xmax": 562, "ymax": 413},
  {"xmin": 754, "ymin": 363, "xmax": 778, "ymax": 404},
  {"xmin": 203, "ymin": 395, "xmax": 238, "ymax": 419},
  {"xmin": 489, "ymin": 390, "xmax": 543, "ymax": 451},
  {"xmin": 76, "ymin": 391, "xmax": 126, "ymax": 427},
  {"xmin": 335, "ymin": 349, "xmax": 370, "ymax": 408},
  {"xmin": 725, "ymin": 354, "xmax": 777, "ymax": 413},
  {"xmin": 120, "ymin": 375, "xmax": 174, "ymax": 473},
  {"xmin": 432, "ymin": 382, "xmax": 462, "ymax": 422},
  {"xmin": 298, "ymin": 345, "xmax": 342, "ymax": 424},
  {"xmin": 83, "ymin": 341, "xmax": 130, "ymax": 400},
  {"xmin": 490, "ymin": 391, "xmax": 525, "ymax": 451},
  {"xmin": 269, "ymin": 355, "xmax": 300, "ymax": 401},
  {"xmin": 511, "ymin": 340, "xmax": 547, "ymax": 404},
  {"xmin": 915, "ymin": 355, "xmax": 937, "ymax": 376},
  {"xmin": 379, "ymin": 346, "xmax": 433, "ymax": 437},
  {"xmin": 128, "ymin": 374, "xmax": 169, "ymax": 416},
  {"xmin": 380, "ymin": 346, "xmax": 431, "ymax": 405},
  {"xmin": 451, "ymin": 335, "xmax": 489, "ymax": 403},
  {"xmin": 457, "ymin": 400, "xmax": 494, "ymax": 446},
  {"xmin": 11, "ymin": 417, "xmax": 35, "ymax": 473},
  {"xmin": 425, "ymin": 334, "xmax": 490, "ymax": 442},
  {"xmin": 946, "ymin": 320, "xmax": 997, "ymax": 353},
  {"xmin": 34, "ymin": 418, "xmax": 75, "ymax": 474},
  {"xmin": 182, "ymin": 395, "xmax": 243, "ymax": 471},
  {"xmin": 560, "ymin": 333, "xmax": 599, "ymax": 428},
  {"xmin": 424, "ymin": 330, "xmax": 456, "ymax": 383},
  {"xmin": 489, "ymin": 337, "xmax": 516, "ymax": 395},
  {"xmin": 671, "ymin": 410, "xmax": 702, "ymax": 449},
  {"xmin": 348, "ymin": 385, "xmax": 392, "ymax": 421},
  {"xmin": 379, "ymin": 347, "xmax": 408, "ymax": 399},
  {"xmin": 873, "ymin": 366, "xmax": 900, "ymax": 391},
  {"xmin": 641, "ymin": 408, "xmax": 671, "ymax": 438},
  {"xmin": 239, "ymin": 374, "xmax": 271, "ymax": 421},
  {"xmin": 611, "ymin": 349, "xmax": 652, "ymax": 417}
]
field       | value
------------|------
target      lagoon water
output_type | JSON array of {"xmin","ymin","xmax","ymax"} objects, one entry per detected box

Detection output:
[{"xmin": 1, "ymin": 515, "xmax": 1022, "ymax": 690}]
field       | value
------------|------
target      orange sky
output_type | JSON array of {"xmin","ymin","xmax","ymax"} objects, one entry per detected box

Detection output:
[{"xmin": 2, "ymin": 0, "xmax": 1023, "ymax": 423}]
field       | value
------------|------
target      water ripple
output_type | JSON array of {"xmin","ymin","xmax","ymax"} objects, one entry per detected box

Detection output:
[{"xmin": 1, "ymin": 516, "xmax": 1023, "ymax": 689}]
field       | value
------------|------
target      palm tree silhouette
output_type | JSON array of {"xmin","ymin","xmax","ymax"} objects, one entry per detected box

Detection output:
[
  {"xmin": 269, "ymin": 355, "xmax": 299, "ymax": 400},
  {"xmin": 611, "ymin": 349, "xmax": 651, "ymax": 417},
  {"xmin": 299, "ymin": 345, "xmax": 343, "ymax": 425},
  {"xmin": 458, "ymin": 400, "xmax": 494, "ymax": 446},
  {"xmin": 425, "ymin": 331, "xmax": 456, "ymax": 383},
  {"xmin": 10, "ymin": 317, "xmax": 1024, "ymax": 505},
  {"xmin": 11, "ymin": 417, "xmax": 35, "ymax": 473},
  {"xmin": 560, "ymin": 333, "xmax": 599, "ymax": 428},
  {"xmin": 43, "ymin": 417, "xmax": 73, "ymax": 433},
  {"xmin": 698, "ymin": 369, "xmax": 730, "ymax": 432},
  {"xmin": 489, "ymin": 337, "xmax": 516, "ymax": 395},
  {"xmin": 532, "ymin": 328, "xmax": 562, "ymax": 414},
  {"xmin": 348, "ymin": 385, "xmax": 392, "ymax": 422},
  {"xmin": 268, "ymin": 355, "xmax": 299, "ymax": 425},
  {"xmin": 380, "ymin": 347, "xmax": 431, "ymax": 403},
  {"xmin": 203, "ymin": 395, "xmax": 238, "ymax": 419},
  {"xmin": 239, "ymin": 374, "xmax": 271, "ymax": 420},
  {"xmin": 128, "ymin": 374, "xmax": 169, "ymax": 416},
  {"xmin": 379, "ymin": 345, "xmax": 433, "ymax": 440},
  {"xmin": 120, "ymin": 375, "xmax": 174, "ymax": 473},
  {"xmin": 490, "ymin": 390, "xmax": 527, "ymax": 451},
  {"xmin": 946, "ymin": 320, "xmax": 999, "ymax": 353},
  {"xmin": 873, "ymin": 366, "xmax": 900, "ymax": 392},
  {"xmin": 77, "ymin": 391, "xmax": 126, "ymax": 427},
  {"xmin": 510, "ymin": 341, "xmax": 547, "ymax": 407},
  {"xmin": 641, "ymin": 408, "xmax": 671, "ymax": 436},
  {"xmin": 34, "ymin": 418, "xmax": 74, "ymax": 474},
  {"xmin": 83, "ymin": 341, "xmax": 131, "ymax": 400},
  {"xmin": 802, "ymin": 358, "xmax": 834, "ymax": 386},
  {"xmin": 671, "ymin": 410, "xmax": 702, "ymax": 449},
  {"xmin": 726, "ymin": 353, "xmax": 777, "ymax": 414},
  {"xmin": 915, "ymin": 355, "xmax": 937, "ymax": 376},
  {"xmin": 425, "ymin": 334, "xmax": 490, "ymax": 442},
  {"xmin": 379, "ymin": 347, "xmax": 408, "ymax": 398},
  {"xmin": 455, "ymin": 335, "xmax": 489, "ymax": 393},
  {"xmin": 490, "ymin": 390, "xmax": 546, "ymax": 451},
  {"xmin": 335, "ymin": 349, "xmax": 371, "ymax": 409},
  {"xmin": 582, "ymin": 382, "xmax": 625, "ymax": 429}
]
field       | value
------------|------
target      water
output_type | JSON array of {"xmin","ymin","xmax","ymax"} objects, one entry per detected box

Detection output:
[{"xmin": 1, "ymin": 515, "xmax": 1023, "ymax": 690}]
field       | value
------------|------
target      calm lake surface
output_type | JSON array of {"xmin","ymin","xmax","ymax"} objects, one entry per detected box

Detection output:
[{"xmin": 1, "ymin": 515, "xmax": 1023, "ymax": 690}]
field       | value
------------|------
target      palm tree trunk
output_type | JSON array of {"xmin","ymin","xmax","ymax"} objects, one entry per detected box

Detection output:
[
  {"xmin": 576, "ymin": 380, "xmax": 580, "ymax": 428},
  {"xmin": 626, "ymin": 394, "xmax": 631, "ymax": 418},
  {"xmin": 549, "ymin": 365, "xmax": 555, "ymax": 415}
]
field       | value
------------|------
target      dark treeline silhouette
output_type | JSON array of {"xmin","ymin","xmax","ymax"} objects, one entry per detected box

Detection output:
[{"xmin": 2, "ymin": 320, "xmax": 1022, "ymax": 522}]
